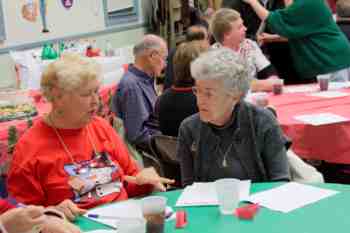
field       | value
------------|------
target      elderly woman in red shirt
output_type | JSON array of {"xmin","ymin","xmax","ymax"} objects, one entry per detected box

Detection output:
[{"xmin": 7, "ymin": 53, "xmax": 173, "ymax": 221}]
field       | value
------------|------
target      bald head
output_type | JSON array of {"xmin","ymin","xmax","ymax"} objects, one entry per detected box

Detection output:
[{"xmin": 133, "ymin": 34, "xmax": 167, "ymax": 58}]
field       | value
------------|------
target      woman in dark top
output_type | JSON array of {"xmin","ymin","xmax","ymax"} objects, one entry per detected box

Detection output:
[{"xmin": 156, "ymin": 41, "xmax": 209, "ymax": 136}]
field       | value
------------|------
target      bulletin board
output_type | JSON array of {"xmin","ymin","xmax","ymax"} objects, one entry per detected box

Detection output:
[{"xmin": 0, "ymin": 0, "xmax": 141, "ymax": 49}]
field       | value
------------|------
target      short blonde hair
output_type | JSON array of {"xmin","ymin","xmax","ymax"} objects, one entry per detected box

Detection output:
[
  {"xmin": 41, "ymin": 53, "xmax": 101, "ymax": 101},
  {"xmin": 173, "ymin": 41, "xmax": 209, "ymax": 87},
  {"xmin": 210, "ymin": 8, "xmax": 241, "ymax": 43}
]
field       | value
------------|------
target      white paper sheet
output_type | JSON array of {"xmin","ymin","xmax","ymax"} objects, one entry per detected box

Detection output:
[
  {"xmin": 85, "ymin": 200, "xmax": 143, "ymax": 228},
  {"xmin": 294, "ymin": 113, "xmax": 349, "ymax": 126},
  {"xmin": 175, "ymin": 180, "xmax": 251, "ymax": 207},
  {"xmin": 329, "ymin": 81, "xmax": 350, "ymax": 90},
  {"xmin": 284, "ymin": 85, "xmax": 318, "ymax": 93},
  {"xmin": 85, "ymin": 231, "xmax": 115, "ymax": 233},
  {"xmin": 245, "ymin": 182, "xmax": 339, "ymax": 213},
  {"xmin": 308, "ymin": 91, "xmax": 349, "ymax": 98},
  {"xmin": 85, "ymin": 200, "xmax": 174, "ymax": 228}
]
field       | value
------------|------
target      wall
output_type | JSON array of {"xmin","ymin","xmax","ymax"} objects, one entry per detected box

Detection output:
[
  {"xmin": 0, "ymin": 0, "xmax": 152, "ymax": 88},
  {"xmin": 0, "ymin": 27, "xmax": 146, "ymax": 88}
]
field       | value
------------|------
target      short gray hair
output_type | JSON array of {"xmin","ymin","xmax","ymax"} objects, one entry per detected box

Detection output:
[
  {"xmin": 133, "ymin": 34, "xmax": 166, "ymax": 57},
  {"xmin": 190, "ymin": 47, "xmax": 250, "ymax": 96}
]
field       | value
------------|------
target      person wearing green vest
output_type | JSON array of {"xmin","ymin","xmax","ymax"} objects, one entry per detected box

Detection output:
[{"xmin": 242, "ymin": 0, "xmax": 350, "ymax": 82}]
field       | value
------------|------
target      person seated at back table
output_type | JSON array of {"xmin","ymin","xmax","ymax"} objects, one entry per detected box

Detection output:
[
  {"xmin": 7, "ymin": 53, "xmax": 174, "ymax": 220},
  {"xmin": 210, "ymin": 8, "xmax": 280, "ymax": 92},
  {"xmin": 156, "ymin": 40, "xmax": 209, "ymax": 137},
  {"xmin": 164, "ymin": 25, "xmax": 210, "ymax": 90},
  {"xmin": 112, "ymin": 35, "xmax": 168, "ymax": 153},
  {"xmin": 177, "ymin": 48, "xmax": 290, "ymax": 187}
]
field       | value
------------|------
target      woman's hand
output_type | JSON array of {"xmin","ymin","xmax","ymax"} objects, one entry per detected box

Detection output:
[
  {"xmin": 0, "ymin": 206, "xmax": 46, "ymax": 233},
  {"xmin": 41, "ymin": 216, "xmax": 82, "ymax": 233},
  {"xmin": 257, "ymin": 33, "xmax": 287, "ymax": 45},
  {"xmin": 125, "ymin": 167, "xmax": 175, "ymax": 192},
  {"xmin": 54, "ymin": 200, "xmax": 86, "ymax": 222}
]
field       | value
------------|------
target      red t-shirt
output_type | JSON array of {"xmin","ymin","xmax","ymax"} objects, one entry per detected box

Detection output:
[
  {"xmin": 0, "ymin": 199, "xmax": 14, "ymax": 214},
  {"xmin": 7, "ymin": 117, "xmax": 152, "ymax": 209}
]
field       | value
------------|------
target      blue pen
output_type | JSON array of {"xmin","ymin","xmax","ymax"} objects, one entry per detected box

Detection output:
[{"xmin": 88, "ymin": 214, "xmax": 140, "ymax": 221}]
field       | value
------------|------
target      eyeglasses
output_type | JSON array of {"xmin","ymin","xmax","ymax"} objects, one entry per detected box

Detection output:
[
  {"xmin": 151, "ymin": 50, "xmax": 168, "ymax": 63},
  {"xmin": 192, "ymin": 86, "xmax": 239, "ymax": 101},
  {"xmin": 192, "ymin": 86, "xmax": 216, "ymax": 99}
]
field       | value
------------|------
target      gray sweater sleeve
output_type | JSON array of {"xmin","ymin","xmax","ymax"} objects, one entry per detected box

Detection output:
[{"xmin": 176, "ymin": 119, "xmax": 196, "ymax": 187}]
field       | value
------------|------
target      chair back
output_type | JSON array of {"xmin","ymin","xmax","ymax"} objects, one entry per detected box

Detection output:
[
  {"xmin": 149, "ymin": 135, "xmax": 181, "ymax": 186},
  {"xmin": 287, "ymin": 150, "xmax": 324, "ymax": 183}
]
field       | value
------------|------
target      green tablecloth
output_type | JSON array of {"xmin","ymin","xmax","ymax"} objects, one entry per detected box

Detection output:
[{"xmin": 76, "ymin": 183, "xmax": 350, "ymax": 233}]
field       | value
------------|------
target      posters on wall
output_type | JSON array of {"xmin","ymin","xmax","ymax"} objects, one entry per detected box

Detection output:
[
  {"xmin": 21, "ymin": 0, "xmax": 49, "ymax": 33},
  {"xmin": 61, "ymin": 0, "xmax": 74, "ymax": 9},
  {"xmin": 21, "ymin": 0, "xmax": 38, "ymax": 22}
]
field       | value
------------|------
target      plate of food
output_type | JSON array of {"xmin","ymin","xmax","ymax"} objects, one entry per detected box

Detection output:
[{"xmin": 0, "ymin": 103, "xmax": 37, "ymax": 122}]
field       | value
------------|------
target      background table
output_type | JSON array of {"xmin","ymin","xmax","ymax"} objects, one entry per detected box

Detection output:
[
  {"xmin": 75, "ymin": 182, "xmax": 350, "ymax": 233},
  {"xmin": 11, "ymin": 50, "xmax": 129, "ymax": 89},
  {"xmin": 269, "ymin": 86, "xmax": 350, "ymax": 164}
]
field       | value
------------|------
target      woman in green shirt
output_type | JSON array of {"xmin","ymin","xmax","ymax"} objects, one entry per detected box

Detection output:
[{"xmin": 243, "ymin": 0, "xmax": 350, "ymax": 82}]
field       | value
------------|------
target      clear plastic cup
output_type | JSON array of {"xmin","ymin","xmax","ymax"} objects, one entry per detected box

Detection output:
[
  {"xmin": 141, "ymin": 196, "xmax": 167, "ymax": 233},
  {"xmin": 215, "ymin": 178, "xmax": 240, "ymax": 215}
]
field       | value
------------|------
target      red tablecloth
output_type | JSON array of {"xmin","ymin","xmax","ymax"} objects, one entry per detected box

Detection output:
[{"xmin": 269, "ymin": 86, "xmax": 350, "ymax": 164}]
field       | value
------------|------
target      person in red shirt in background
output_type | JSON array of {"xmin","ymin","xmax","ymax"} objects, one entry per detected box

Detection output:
[
  {"xmin": 0, "ymin": 199, "xmax": 81, "ymax": 233},
  {"xmin": 7, "ymin": 53, "xmax": 174, "ymax": 221}
]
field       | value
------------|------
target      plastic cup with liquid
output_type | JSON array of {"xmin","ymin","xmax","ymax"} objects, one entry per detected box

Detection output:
[
  {"xmin": 141, "ymin": 196, "xmax": 167, "ymax": 233},
  {"xmin": 317, "ymin": 76, "xmax": 329, "ymax": 91},
  {"xmin": 215, "ymin": 178, "xmax": 240, "ymax": 215}
]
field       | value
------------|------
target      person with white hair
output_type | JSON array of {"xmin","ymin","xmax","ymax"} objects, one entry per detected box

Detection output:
[
  {"xmin": 176, "ymin": 48, "xmax": 290, "ymax": 187},
  {"xmin": 112, "ymin": 34, "xmax": 168, "ymax": 152}
]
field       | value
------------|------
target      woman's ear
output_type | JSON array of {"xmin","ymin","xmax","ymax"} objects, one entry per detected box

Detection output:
[{"xmin": 50, "ymin": 87, "xmax": 64, "ymax": 103}]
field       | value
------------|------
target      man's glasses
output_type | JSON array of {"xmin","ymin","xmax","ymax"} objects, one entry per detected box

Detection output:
[{"xmin": 151, "ymin": 50, "xmax": 168, "ymax": 63}]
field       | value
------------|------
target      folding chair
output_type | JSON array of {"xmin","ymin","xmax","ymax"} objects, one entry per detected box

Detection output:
[{"xmin": 149, "ymin": 135, "xmax": 181, "ymax": 187}]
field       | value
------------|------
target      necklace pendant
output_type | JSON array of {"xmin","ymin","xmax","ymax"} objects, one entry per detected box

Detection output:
[{"xmin": 222, "ymin": 157, "xmax": 228, "ymax": 167}]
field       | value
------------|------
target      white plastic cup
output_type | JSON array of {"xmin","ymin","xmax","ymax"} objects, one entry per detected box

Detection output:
[
  {"xmin": 141, "ymin": 196, "xmax": 167, "ymax": 233},
  {"xmin": 215, "ymin": 178, "xmax": 240, "ymax": 215},
  {"xmin": 116, "ymin": 218, "xmax": 146, "ymax": 233}
]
